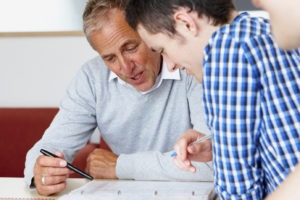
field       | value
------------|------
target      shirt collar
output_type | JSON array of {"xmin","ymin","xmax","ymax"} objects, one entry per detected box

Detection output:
[{"xmin": 108, "ymin": 61, "xmax": 180, "ymax": 93}]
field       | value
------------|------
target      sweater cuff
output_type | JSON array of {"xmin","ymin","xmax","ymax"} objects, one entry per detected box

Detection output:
[{"xmin": 116, "ymin": 154, "xmax": 135, "ymax": 180}]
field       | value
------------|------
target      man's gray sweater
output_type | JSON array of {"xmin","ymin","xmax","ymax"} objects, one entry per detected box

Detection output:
[{"xmin": 24, "ymin": 56, "xmax": 213, "ymax": 184}]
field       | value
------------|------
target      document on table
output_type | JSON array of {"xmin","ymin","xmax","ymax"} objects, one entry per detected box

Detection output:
[{"xmin": 59, "ymin": 180, "xmax": 214, "ymax": 200}]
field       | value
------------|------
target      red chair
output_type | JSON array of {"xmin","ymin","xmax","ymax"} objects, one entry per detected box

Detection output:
[
  {"xmin": 0, "ymin": 108, "xmax": 58, "ymax": 177},
  {"xmin": 0, "ymin": 107, "xmax": 111, "ymax": 178}
]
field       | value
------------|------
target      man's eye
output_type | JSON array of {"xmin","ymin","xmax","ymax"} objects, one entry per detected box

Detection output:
[
  {"xmin": 105, "ymin": 56, "xmax": 115, "ymax": 63},
  {"xmin": 127, "ymin": 45, "xmax": 138, "ymax": 52}
]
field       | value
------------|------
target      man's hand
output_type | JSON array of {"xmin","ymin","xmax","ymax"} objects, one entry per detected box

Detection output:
[
  {"xmin": 86, "ymin": 148, "xmax": 118, "ymax": 179},
  {"xmin": 33, "ymin": 152, "xmax": 73, "ymax": 196},
  {"xmin": 173, "ymin": 129, "xmax": 212, "ymax": 173}
]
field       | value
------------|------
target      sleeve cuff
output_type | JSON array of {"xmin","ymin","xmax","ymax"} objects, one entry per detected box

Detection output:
[{"xmin": 116, "ymin": 154, "xmax": 135, "ymax": 180}]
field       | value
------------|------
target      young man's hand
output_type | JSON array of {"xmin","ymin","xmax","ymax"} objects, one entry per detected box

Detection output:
[{"xmin": 173, "ymin": 129, "xmax": 212, "ymax": 172}]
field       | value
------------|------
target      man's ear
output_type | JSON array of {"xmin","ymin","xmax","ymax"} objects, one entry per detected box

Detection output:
[{"xmin": 173, "ymin": 9, "xmax": 199, "ymax": 36}]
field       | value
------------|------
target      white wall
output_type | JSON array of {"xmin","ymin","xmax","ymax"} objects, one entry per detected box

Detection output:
[
  {"xmin": 0, "ymin": 11, "xmax": 268, "ymax": 108},
  {"xmin": 0, "ymin": 36, "xmax": 97, "ymax": 107},
  {"xmin": 0, "ymin": 0, "xmax": 86, "ymax": 32}
]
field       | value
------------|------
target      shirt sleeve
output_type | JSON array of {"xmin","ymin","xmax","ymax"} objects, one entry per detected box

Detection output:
[
  {"xmin": 24, "ymin": 65, "xmax": 97, "ymax": 185},
  {"xmin": 116, "ymin": 151, "xmax": 214, "ymax": 181},
  {"xmin": 203, "ymin": 37, "xmax": 263, "ymax": 199}
]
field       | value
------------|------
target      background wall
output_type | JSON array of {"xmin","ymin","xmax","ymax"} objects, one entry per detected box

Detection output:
[
  {"xmin": 0, "ymin": 1, "xmax": 261, "ymax": 107},
  {"xmin": 0, "ymin": 36, "xmax": 97, "ymax": 107},
  {"xmin": 0, "ymin": 0, "xmax": 86, "ymax": 32},
  {"xmin": 234, "ymin": 0, "xmax": 257, "ymax": 11}
]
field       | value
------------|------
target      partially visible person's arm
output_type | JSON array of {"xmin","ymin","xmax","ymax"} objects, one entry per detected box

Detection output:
[
  {"xmin": 252, "ymin": 0, "xmax": 300, "ymax": 50},
  {"xmin": 265, "ymin": 163, "xmax": 300, "ymax": 200}
]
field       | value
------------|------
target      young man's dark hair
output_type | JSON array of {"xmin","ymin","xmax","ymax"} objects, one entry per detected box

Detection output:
[{"xmin": 125, "ymin": 0, "xmax": 235, "ymax": 35}]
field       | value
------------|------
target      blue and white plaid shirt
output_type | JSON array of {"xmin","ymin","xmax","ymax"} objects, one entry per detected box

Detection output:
[{"xmin": 203, "ymin": 12, "xmax": 300, "ymax": 199}]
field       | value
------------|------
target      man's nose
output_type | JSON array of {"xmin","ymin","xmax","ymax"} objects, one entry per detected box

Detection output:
[{"xmin": 119, "ymin": 57, "xmax": 133, "ymax": 74}]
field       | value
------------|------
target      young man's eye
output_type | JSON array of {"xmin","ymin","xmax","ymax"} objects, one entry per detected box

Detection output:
[{"xmin": 151, "ymin": 48, "xmax": 163, "ymax": 54}]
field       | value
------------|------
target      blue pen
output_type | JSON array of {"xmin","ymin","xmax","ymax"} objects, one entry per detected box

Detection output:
[{"xmin": 170, "ymin": 134, "xmax": 212, "ymax": 157}]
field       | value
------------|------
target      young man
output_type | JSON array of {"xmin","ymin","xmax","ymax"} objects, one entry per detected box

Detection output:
[
  {"xmin": 125, "ymin": 0, "xmax": 300, "ymax": 199},
  {"xmin": 24, "ymin": 0, "xmax": 213, "ymax": 196}
]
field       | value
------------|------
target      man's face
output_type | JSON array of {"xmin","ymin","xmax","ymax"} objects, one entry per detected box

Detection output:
[
  {"xmin": 137, "ymin": 24, "xmax": 204, "ymax": 83},
  {"xmin": 252, "ymin": 0, "xmax": 300, "ymax": 49},
  {"xmin": 90, "ymin": 9, "xmax": 161, "ymax": 92}
]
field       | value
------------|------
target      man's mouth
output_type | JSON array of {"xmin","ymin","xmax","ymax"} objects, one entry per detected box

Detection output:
[
  {"xmin": 127, "ymin": 71, "xmax": 145, "ymax": 85},
  {"xmin": 131, "ymin": 72, "xmax": 143, "ymax": 80}
]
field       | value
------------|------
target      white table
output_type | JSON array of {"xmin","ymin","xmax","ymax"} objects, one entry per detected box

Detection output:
[
  {"xmin": 0, "ymin": 177, "xmax": 88, "ymax": 199},
  {"xmin": 0, "ymin": 177, "xmax": 214, "ymax": 199}
]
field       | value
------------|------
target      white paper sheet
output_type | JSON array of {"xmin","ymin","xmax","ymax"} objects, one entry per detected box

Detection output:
[{"xmin": 59, "ymin": 180, "xmax": 214, "ymax": 200}]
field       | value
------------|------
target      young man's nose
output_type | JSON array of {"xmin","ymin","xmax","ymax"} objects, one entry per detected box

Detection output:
[{"xmin": 164, "ymin": 56, "xmax": 177, "ymax": 72}]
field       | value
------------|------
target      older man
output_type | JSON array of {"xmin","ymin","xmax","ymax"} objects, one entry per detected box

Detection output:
[{"xmin": 24, "ymin": 0, "xmax": 212, "ymax": 196}]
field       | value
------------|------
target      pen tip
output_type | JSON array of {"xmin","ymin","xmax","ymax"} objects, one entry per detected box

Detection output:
[{"xmin": 170, "ymin": 152, "xmax": 177, "ymax": 157}]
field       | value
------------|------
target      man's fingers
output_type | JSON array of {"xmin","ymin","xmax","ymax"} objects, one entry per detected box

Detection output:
[
  {"xmin": 37, "ymin": 155, "xmax": 67, "ymax": 168},
  {"xmin": 40, "ymin": 175, "xmax": 68, "ymax": 186},
  {"xmin": 36, "ymin": 180, "xmax": 67, "ymax": 196},
  {"xmin": 173, "ymin": 158, "xmax": 196, "ymax": 173},
  {"xmin": 34, "ymin": 156, "xmax": 71, "ymax": 180},
  {"xmin": 174, "ymin": 129, "xmax": 208, "ymax": 161},
  {"xmin": 54, "ymin": 151, "xmax": 65, "ymax": 159},
  {"xmin": 174, "ymin": 139, "xmax": 188, "ymax": 160},
  {"xmin": 86, "ymin": 148, "xmax": 118, "ymax": 179},
  {"xmin": 33, "ymin": 154, "xmax": 72, "ymax": 196},
  {"xmin": 187, "ymin": 141, "xmax": 213, "ymax": 162}
]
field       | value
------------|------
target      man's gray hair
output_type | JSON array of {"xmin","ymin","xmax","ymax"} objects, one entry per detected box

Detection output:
[{"xmin": 83, "ymin": 0, "xmax": 127, "ymax": 37}]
